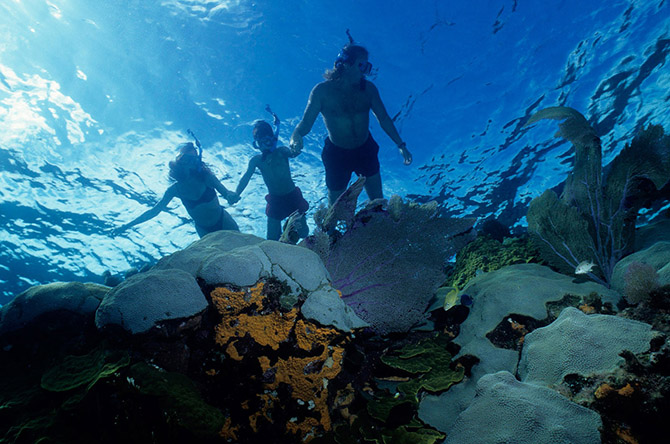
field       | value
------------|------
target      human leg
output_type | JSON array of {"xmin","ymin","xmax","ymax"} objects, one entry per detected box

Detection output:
[
  {"xmin": 363, "ymin": 172, "xmax": 383, "ymax": 201},
  {"xmin": 267, "ymin": 216, "xmax": 282, "ymax": 241},
  {"xmin": 220, "ymin": 209, "xmax": 240, "ymax": 231},
  {"xmin": 350, "ymin": 134, "xmax": 381, "ymax": 202},
  {"xmin": 328, "ymin": 187, "xmax": 346, "ymax": 205},
  {"xmin": 296, "ymin": 214, "xmax": 309, "ymax": 239}
]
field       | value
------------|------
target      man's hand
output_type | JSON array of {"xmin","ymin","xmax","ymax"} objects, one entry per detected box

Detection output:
[
  {"xmin": 398, "ymin": 143, "xmax": 412, "ymax": 165},
  {"xmin": 289, "ymin": 133, "xmax": 304, "ymax": 154}
]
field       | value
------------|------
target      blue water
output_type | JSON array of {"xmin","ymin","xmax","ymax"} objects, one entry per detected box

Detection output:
[{"xmin": 1, "ymin": 0, "xmax": 669, "ymax": 304}]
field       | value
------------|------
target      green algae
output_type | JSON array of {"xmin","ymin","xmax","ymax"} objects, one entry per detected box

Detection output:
[
  {"xmin": 370, "ymin": 334, "xmax": 463, "ymax": 423},
  {"xmin": 128, "ymin": 362, "xmax": 225, "ymax": 438},
  {"xmin": 448, "ymin": 235, "xmax": 543, "ymax": 289},
  {"xmin": 40, "ymin": 348, "xmax": 130, "ymax": 393}
]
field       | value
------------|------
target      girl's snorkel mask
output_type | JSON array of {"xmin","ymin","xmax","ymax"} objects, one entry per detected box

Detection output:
[{"xmin": 173, "ymin": 130, "xmax": 204, "ymax": 173}]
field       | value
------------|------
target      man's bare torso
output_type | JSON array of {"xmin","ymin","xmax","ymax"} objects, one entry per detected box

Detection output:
[{"xmin": 318, "ymin": 80, "xmax": 372, "ymax": 149}]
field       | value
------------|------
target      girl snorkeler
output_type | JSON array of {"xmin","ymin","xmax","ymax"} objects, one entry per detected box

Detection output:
[{"xmin": 111, "ymin": 142, "xmax": 240, "ymax": 238}]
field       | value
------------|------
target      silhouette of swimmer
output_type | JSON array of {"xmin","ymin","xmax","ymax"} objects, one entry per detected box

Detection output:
[
  {"xmin": 234, "ymin": 119, "xmax": 309, "ymax": 241},
  {"xmin": 111, "ymin": 142, "xmax": 240, "ymax": 238},
  {"xmin": 290, "ymin": 42, "xmax": 412, "ymax": 206}
]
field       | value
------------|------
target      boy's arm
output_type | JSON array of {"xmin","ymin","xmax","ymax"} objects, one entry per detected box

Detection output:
[
  {"xmin": 111, "ymin": 185, "xmax": 176, "ymax": 236},
  {"xmin": 290, "ymin": 84, "xmax": 323, "ymax": 152},
  {"xmin": 235, "ymin": 156, "xmax": 261, "ymax": 196},
  {"xmin": 277, "ymin": 146, "xmax": 300, "ymax": 158},
  {"xmin": 369, "ymin": 82, "xmax": 412, "ymax": 165}
]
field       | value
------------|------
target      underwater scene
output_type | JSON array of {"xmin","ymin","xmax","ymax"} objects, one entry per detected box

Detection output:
[{"xmin": 1, "ymin": 0, "xmax": 670, "ymax": 442}]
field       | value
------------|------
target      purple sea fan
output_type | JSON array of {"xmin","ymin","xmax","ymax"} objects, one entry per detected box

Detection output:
[{"xmin": 318, "ymin": 198, "xmax": 475, "ymax": 335}]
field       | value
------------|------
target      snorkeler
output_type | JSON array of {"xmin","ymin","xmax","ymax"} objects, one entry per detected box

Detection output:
[
  {"xmin": 290, "ymin": 38, "xmax": 412, "ymax": 205},
  {"xmin": 111, "ymin": 141, "xmax": 240, "ymax": 238},
  {"xmin": 234, "ymin": 115, "xmax": 309, "ymax": 241}
]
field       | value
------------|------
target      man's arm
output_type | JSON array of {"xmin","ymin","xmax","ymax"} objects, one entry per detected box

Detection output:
[
  {"xmin": 290, "ymin": 84, "xmax": 323, "ymax": 152},
  {"xmin": 234, "ymin": 156, "xmax": 261, "ymax": 196},
  {"xmin": 369, "ymin": 82, "xmax": 413, "ymax": 165},
  {"xmin": 111, "ymin": 185, "xmax": 176, "ymax": 236}
]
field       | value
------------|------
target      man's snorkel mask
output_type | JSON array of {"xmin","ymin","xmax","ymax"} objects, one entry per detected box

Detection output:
[{"xmin": 334, "ymin": 30, "xmax": 371, "ymax": 88}]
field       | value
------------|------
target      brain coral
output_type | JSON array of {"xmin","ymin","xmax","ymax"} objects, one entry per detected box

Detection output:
[{"xmin": 518, "ymin": 307, "xmax": 653, "ymax": 386}]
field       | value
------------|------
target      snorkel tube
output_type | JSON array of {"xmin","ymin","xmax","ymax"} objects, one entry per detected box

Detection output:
[
  {"xmin": 186, "ymin": 129, "xmax": 203, "ymax": 163},
  {"xmin": 264, "ymin": 105, "xmax": 280, "ymax": 153}
]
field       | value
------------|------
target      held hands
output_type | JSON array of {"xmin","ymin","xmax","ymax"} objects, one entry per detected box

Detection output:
[
  {"xmin": 289, "ymin": 133, "xmax": 303, "ymax": 154},
  {"xmin": 226, "ymin": 191, "xmax": 241, "ymax": 205},
  {"xmin": 398, "ymin": 142, "xmax": 412, "ymax": 165}
]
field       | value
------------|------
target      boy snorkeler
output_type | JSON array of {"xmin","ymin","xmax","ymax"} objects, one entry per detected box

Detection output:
[{"xmin": 234, "ymin": 119, "xmax": 309, "ymax": 241}]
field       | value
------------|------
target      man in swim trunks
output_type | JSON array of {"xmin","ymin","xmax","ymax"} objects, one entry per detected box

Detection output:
[
  {"xmin": 290, "ymin": 43, "xmax": 412, "ymax": 205},
  {"xmin": 234, "ymin": 120, "xmax": 309, "ymax": 241}
]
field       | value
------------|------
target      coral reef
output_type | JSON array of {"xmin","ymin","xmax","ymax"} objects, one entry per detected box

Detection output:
[
  {"xmin": 209, "ymin": 282, "xmax": 350, "ymax": 441},
  {"xmin": 444, "ymin": 371, "xmax": 602, "ymax": 444},
  {"xmin": 446, "ymin": 235, "xmax": 544, "ymax": 289},
  {"xmin": 309, "ymin": 333, "xmax": 459, "ymax": 444},
  {"xmin": 304, "ymin": 195, "xmax": 476, "ymax": 335},
  {"xmin": 623, "ymin": 261, "xmax": 661, "ymax": 304},
  {"xmin": 552, "ymin": 331, "xmax": 670, "ymax": 444},
  {"xmin": 525, "ymin": 108, "xmax": 670, "ymax": 286}
]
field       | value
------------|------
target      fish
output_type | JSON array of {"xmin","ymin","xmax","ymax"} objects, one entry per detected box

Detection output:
[
  {"xmin": 436, "ymin": 286, "xmax": 460, "ymax": 311},
  {"xmin": 575, "ymin": 260, "xmax": 597, "ymax": 275},
  {"xmin": 437, "ymin": 286, "xmax": 472, "ymax": 311}
]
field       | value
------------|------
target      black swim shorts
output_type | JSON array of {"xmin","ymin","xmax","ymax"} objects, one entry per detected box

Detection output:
[{"xmin": 321, "ymin": 134, "xmax": 380, "ymax": 191}]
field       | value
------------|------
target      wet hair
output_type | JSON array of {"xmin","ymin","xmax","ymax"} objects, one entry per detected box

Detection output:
[
  {"xmin": 252, "ymin": 120, "xmax": 278, "ymax": 161},
  {"xmin": 168, "ymin": 142, "xmax": 210, "ymax": 182},
  {"xmin": 252, "ymin": 120, "xmax": 274, "ymax": 139},
  {"xmin": 323, "ymin": 44, "xmax": 369, "ymax": 81}
]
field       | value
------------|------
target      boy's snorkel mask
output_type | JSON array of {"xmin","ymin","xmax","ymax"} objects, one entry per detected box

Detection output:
[{"xmin": 252, "ymin": 105, "xmax": 280, "ymax": 153}]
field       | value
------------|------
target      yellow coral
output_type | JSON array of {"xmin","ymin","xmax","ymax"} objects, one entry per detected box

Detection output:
[
  {"xmin": 286, "ymin": 417, "xmax": 320, "ymax": 442},
  {"xmin": 260, "ymin": 339, "xmax": 345, "ymax": 433},
  {"xmin": 595, "ymin": 382, "xmax": 635, "ymax": 399},
  {"xmin": 617, "ymin": 383, "xmax": 635, "ymax": 397},
  {"xmin": 295, "ymin": 319, "xmax": 341, "ymax": 352},
  {"xmin": 219, "ymin": 309, "xmax": 298, "ymax": 350},
  {"xmin": 579, "ymin": 303, "xmax": 596, "ymax": 314},
  {"xmin": 226, "ymin": 341, "xmax": 243, "ymax": 361},
  {"xmin": 615, "ymin": 425, "xmax": 639, "ymax": 444},
  {"xmin": 594, "ymin": 383, "xmax": 614, "ymax": 399},
  {"xmin": 219, "ymin": 417, "xmax": 239, "ymax": 441},
  {"xmin": 210, "ymin": 282, "xmax": 348, "ymax": 440},
  {"xmin": 210, "ymin": 283, "xmax": 265, "ymax": 315},
  {"xmin": 212, "ymin": 283, "xmax": 299, "ymax": 351}
]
